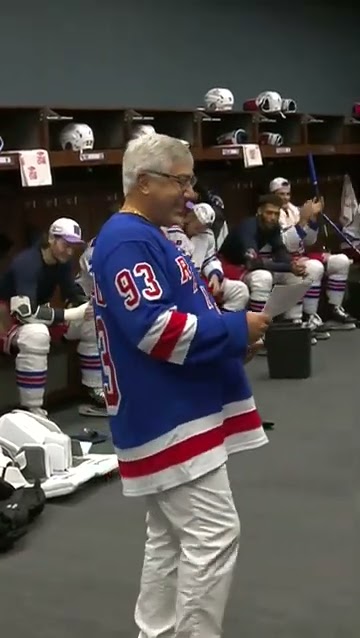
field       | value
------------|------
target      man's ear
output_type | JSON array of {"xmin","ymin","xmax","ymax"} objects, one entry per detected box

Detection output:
[{"xmin": 138, "ymin": 173, "xmax": 150, "ymax": 195}]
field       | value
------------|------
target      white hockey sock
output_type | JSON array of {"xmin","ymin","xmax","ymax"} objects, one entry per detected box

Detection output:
[
  {"xmin": 326, "ymin": 254, "xmax": 350, "ymax": 308},
  {"xmin": 326, "ymin": 277, "xmax": 346, "ymax": 307},
  {"xmin": 303, "ymin": 284, "xmax": 322, "ymax": 315},
  {"xmin": 16, "ymin": 354, "xmax": 47, "ymax": 409},
  {"xmin": 78, "ymin": 343, "xmax": 103, "ymax": 389},
  {"xmin": 284, "ymin": 301, "xmax": 303, "ymax": 321},
  {"xmin": 249, "ymin": 297, "xmax": 266, "ymax": 312}
]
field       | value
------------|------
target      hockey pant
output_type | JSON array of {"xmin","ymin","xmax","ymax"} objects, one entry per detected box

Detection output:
[
  {"xmin": 12, "ymin": 318, "xmax": 102, "ymax": 410},
  {"xmin": 304, "ymin": 253, "xmax": 350, "ymax": 311},
  {"xmin": 221, "ymin": 278, "xmax": 249, "ymax": 311},
  {"xmin": 135, "ymin": 464, "xmax": 240, "ymax": 638},
  {"xmin": 245, "ymin": 269, "xmax": 308, "ymax": 320},
  {"xmin": 244, "ymin": 253, "xmax": 350, "ymax": 319},
  {"xmin": 244, "ymin": 270, "xmax": 273, "ymax": 314},
  {"xmin": 341, "ymin": 241, "xmax": 360, "ymax": 263}
]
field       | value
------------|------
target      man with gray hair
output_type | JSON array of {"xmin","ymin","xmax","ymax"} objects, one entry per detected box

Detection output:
[{"xmin": 91, "ymin": 134, "xmax": 270, "ymax": 638}]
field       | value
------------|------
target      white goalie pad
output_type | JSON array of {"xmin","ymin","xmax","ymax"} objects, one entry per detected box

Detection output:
[{"xmin": 0, "ymin": 410, "xmax": 118, "ymax": 499}]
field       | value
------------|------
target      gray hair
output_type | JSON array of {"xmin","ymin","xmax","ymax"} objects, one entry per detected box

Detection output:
[{"xmin": 122, "ymin": 133, "xmax": 193, "ymax": 197}]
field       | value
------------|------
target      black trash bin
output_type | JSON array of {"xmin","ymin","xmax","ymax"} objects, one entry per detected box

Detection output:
[{"xmin": 265, "ymin": 323, "xmax": 312, "ymax": 379}]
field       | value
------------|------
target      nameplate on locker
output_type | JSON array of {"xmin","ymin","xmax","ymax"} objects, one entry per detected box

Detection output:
[
  {"xmin": 79, "ymin": 152, "xmax": 105, "ymax": 162},
  {"xmin": 221, "ymin": 147, "xmax": 240, "ymax": 157}
]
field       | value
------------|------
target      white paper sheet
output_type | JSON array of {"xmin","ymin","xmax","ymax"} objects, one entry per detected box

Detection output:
[
  {"xmin": 263, "ymin": 282, "xmax": 312, "ymax": 319},
  {"xmin": 80, "ymin": 441, "xmax": 93, "ymax": 455}
]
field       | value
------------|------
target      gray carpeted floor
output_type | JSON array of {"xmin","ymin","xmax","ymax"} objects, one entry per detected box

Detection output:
[{"xmin": 1, "ymin": 332, "xmax": 357, "ymax": 637}]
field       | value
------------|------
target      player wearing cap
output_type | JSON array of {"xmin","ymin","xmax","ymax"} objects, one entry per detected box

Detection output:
[
  {"xmin": 165, "ymin": 202, "xmax": 250, "ymax": 311},
  {"xmin": 270, "ymin": 177, "xmax": 356, "ymax": 331},
  {"xmin": 0, "ymin": 218, "xmax": 106, "ymax": 416}
]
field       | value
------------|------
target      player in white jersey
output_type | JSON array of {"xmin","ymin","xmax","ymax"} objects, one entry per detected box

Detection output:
[
  {"xmin": 76, "ymin": 237, "xmax": 95, "ymax": 298},
  {"xmin": 75, "ymin": 237, "xmax": 107, "ymax": 415},
  {"xmin": 270, "ymin": 177, "xmax": 356, "ymax": 331},
  {"xmin": 165, "ymin": 202, "xmax": 250, "ymax": 311}
]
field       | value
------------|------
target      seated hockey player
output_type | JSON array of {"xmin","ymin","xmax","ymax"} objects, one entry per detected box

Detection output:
[
  {"xmin": 270, "ymin": 177, "xmax": 356, "ymax": 331},
  {"xmin": 218, "ymin": 193, "xmax": 307, "ymax": 319},
  {"xmin": 74, "ymin": 235, "xmax": 108, "ymax": 416},
  {"xmin": 165, "ymin": 201, "xmax": 249, "ymax": 311},
  {"xmin": 0, "ymin": 218, "xmax": 106, "ymax": 417}
]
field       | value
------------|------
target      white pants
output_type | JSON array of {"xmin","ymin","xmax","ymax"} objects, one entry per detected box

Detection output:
[
  {"xmin": 301, "ymin": 259, "xmax": 325, "ymax": 316},
  {"xmin": 297, "ymin": 254, "xmax": 350, "ymax": 316},
  {"xmin": 244, "ymin": 254, "xmax": 351, "ymax": 320},
  {"xmin": 14, "ymin": 317, "xmax": 102, "ymax": 410},
  {"xmin": 244, "ymin": 269, "xmax": 305, "ymax": 319},
  {"xmin": 244, "ymin": 269, "xmax": 273, "ymax": 313},
  {"xmin": 221, "ymin": 278, "xmax": 249, "ymax": 311},
  {"xmin": 322, "ymin": 253, "xmax": 350, "ymax": 308},
  {"xmin": 135, "ymin": 464, "xmax": 240, "ymax": 638}
]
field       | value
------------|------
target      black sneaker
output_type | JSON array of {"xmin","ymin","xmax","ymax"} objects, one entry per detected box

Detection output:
[
  {"xmin": 78, "ymin": 388, "xmax": 108, "ymax": 417},
  {"xmin": 325, "ymin": 305, "xmax": 356, "ymax": 331}
]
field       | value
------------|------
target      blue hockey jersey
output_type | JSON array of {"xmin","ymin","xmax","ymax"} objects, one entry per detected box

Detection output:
[{"xmin": 92, "ymin": 213, "xmax": 267, "ymax": 496}]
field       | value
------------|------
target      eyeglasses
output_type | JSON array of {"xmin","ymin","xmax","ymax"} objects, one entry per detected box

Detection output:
[{"xmin": 146, "ymin": 171, "xmax": 197, "ymax": 190}]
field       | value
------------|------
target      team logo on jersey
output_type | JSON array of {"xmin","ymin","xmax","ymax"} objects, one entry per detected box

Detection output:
[
  {"xmin": 175, "ymin": 255, "xmax": 192, "ymax": 284},
  {"xmin": 175, "ymin": 255, "xmax": 199, "ymax": 294}
]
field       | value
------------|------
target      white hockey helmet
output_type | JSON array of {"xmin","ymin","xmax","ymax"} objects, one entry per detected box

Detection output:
[
  {"xmin": 131, "ymin": 124, "xmax": 156, "ymax": 139},
  {"xmin": 256, "ymin": 91, "xmax": 283, "ymax": 114},
  {"xmin": 282, "ymin": 98, "xmax": 298, "ymax": 114},
  {"xmin": 259, "ymin": 132, "xmax": 284, "ymax": 147},
  {"xmin": 204, "ymin": 88, "xmax": 234, "ymax": 112},
  {"xmin": 193, "ymin": 202, "xmax": 216, "ymax": 225},
  {"xmin": 59, "ymin": 123, "xmax": 94, "ymax": 151}
]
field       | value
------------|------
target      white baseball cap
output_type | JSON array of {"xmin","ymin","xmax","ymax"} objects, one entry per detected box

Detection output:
[
  {"xmin": 49, "ymin": 218, "xmax": 84, "ymax": 244},
  {"xmin": 269, "ymin": 177, "xmax": 290, "ymax": 193}
]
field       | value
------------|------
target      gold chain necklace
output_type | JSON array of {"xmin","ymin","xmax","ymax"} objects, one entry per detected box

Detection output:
[{"xmin": 119, "ymin": 206, "xmax": 151, "ymax": 222}]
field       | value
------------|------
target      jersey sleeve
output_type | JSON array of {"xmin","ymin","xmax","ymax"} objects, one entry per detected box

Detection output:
[
  {"xmin": 219, "ymin": 219, "xmax": 258, "ymax": 265},
  {"xmin": 229, "ymin": 220, "xmax": 292, "ymax": 272},
  {"xmin": 303, "ymin": 220, "xmax": 319, "ymax": 246},
  {"xmin": 235, "ymin": 219, "xmax": 259, "ymax": 255},
  {"xmin": 165, "ymin": 225, "xmax": 194, "ymax": 259},
  {"xmin": 11, "ymin": 256, "xmax": 39, "ymax": 312},
  {"xmin": 279, "ymin": 208, "xmax": 319, "ymax": 252},
  {"xmin": 79, "ymin": 242, "xmax": 94, "ymax": 276},
  {"xmin": 269, "ymin": 230, "xmax": 292, "ymax": 272},
  {"xmin": 98, "ymin": 240, "xmax": 249, "ymax": 365},
  {"xmin": 279, "ymin": 208, "xmax": 305, "ymax": 253},
  {"xmin": 201, "ymin": 231, "xmax": 224, "ymax": 281}
]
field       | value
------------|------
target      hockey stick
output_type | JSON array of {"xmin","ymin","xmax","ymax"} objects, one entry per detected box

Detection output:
[{"xmin": 307, "ymin": 154, "xmax": 360, "ymax": 256}]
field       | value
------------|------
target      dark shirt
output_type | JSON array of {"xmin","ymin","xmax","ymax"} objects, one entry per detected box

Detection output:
[
  {"xmin": 219, "ymin": 216, "xmax": 292, "ymax": 272},
  {"xmin": 0, "ymin": 242, "xmax": 82, "ymax": 311}
]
